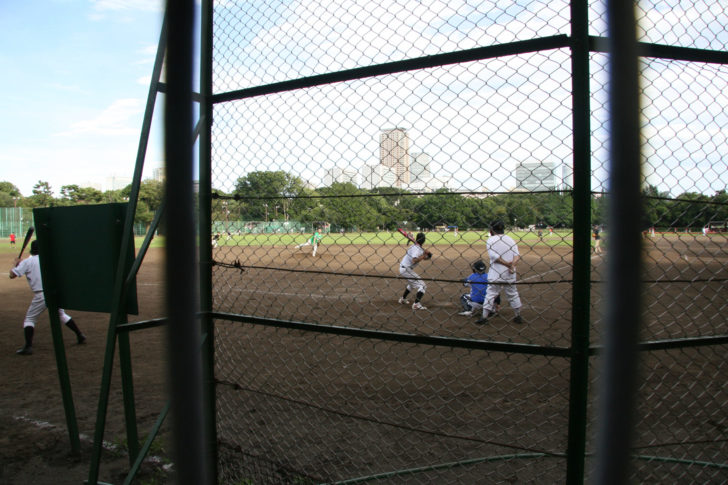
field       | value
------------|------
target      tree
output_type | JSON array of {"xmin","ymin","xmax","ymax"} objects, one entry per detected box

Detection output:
[
  {"xmin": 59, "ymin": 185, "xmax": 105, "ymax": 205},
  {"xmin": 318, "ymin": 182, "xmax": 380, "ymax": 231},
  {"xmin": 641, "ymin": 184, "xmax": 670, "ymax": 229},
  {"xmin": 27, "ymin": 181, "xmax": 54, "ymax": 207},
  {"xmin": 234, "ymin": 171, "xmax": 311, "ymax": 221},
  {"xmin": 405, "ymin": 189, "xmax": 473, "ymax": 229},
  {"xmin": 0, "ymin": 181, "xmax": 21, "ymax": 198},
  {"xmin": 120, "ymin": 180, "xmax": 164, "ymax": 224}
]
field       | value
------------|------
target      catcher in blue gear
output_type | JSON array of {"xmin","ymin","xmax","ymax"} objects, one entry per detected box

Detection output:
[{"xmin": 458, "ymin": 259, "xmax": 501, "ymax": 316}]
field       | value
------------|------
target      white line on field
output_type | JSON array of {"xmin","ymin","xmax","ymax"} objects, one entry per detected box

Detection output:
[{"xmin": 12, "ymin": 415, "xmax": 173, "ymax": 470}]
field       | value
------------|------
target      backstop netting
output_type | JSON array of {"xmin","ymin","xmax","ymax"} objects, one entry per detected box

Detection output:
[{"xmin": 205, "ymin": 1, "xmax": 727, "ymax": 483}]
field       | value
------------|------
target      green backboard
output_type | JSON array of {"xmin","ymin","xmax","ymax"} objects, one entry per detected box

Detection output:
[{"xmin": 33, "ymin": 204, "xmax": 139, "ymax": 315}]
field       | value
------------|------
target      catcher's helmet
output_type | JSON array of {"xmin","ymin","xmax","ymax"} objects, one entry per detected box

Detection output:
[{"xmin": 472, "ymin": 259, "xmax": 486, "ymax": 273}]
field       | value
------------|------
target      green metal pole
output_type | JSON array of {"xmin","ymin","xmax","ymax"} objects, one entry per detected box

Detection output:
[
  {"xmin": 88, "ymin": 11, "xmax": 168, "ymax": 484},
  {"xmin": 566, "ymin": 0, "xmax": 592, "ymax": 483},
  {"xmin": 46, "ymin": 294, "xmax": 81, "ymax": 454},
  {"xmin": 199, "ymin": 0, "xmax": 218, "ymax": 482},
  {"xmin": 33, "ymin": 218, "xmax": 81, "ymax": 454},
  {"xmin": 118, "ymin": 327, "xmax": 140, "ymax": 464}
]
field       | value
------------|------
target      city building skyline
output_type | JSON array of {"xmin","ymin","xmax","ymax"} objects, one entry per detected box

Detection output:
[
  {"xmin": 379, "ymin": 128, "xmax": 410, "ymax": 188},
  {"xmin": 515, "ymin": 161, "xmax": 565, "ymax": 191},
  {"xmin": 325, "ymin": 127, "xmax": 453, "ymax": 192}
]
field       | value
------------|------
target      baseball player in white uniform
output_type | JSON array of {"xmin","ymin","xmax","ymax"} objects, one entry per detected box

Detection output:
[
  {"xmin": 476, "ymin": 221, "xmax": 524, "ymax": 325},
  {"xmin": 398, "ymin": 232, "xmax": 431, "ymax": 310},
  {"xmin": 9, "ymin": 240, "xmax": 86, "ymax": 355}
]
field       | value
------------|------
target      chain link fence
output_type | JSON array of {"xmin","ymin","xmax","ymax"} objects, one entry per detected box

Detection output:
[
  {"xmin": 0, "ymin": 207, "xmax": 34, "ymax": 239},
  {"xmin": 204, "ymin": 0, "xmax": 727, "ymax": 482}
]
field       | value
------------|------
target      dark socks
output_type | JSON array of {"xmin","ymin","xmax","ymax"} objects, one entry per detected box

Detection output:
[
  {"xmin": 65, "ymin": 319, "xmax": 82, "ymax": 336},
  {"xmin": 24, "ymin": 326, "xmax": 34, "ymax": 347},
  {"xmin": 66, "ymin": 319, "xmax": 86, "ymax": 344},
  {"xmin": 415, "ymin": 291, "xmax": 424, "ymax": 303},
  {"xmin": 402, "ymin": 289, "xmax": 410, "ymax": 299}
]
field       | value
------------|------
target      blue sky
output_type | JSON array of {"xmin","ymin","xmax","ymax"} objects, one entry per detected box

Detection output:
[
  {"xmin": 2, "ymin": 1, "xmax": 724, "ymax": 198},
  {"xmin": 1, "ymin": 0, "xmax": 165, "ymax": 196}
]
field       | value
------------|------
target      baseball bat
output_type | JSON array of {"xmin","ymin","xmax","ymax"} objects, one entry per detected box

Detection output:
[
  {"xmin": 397, "ymin": 228, "xmax": 433, "ymax": 259},
  {"xmin": 17, "ymin": 227, "xmax": 34, "ymax": 260},
  {"xmin": 397, "ymin": 227, "xmax": 418, "ymax": 245}
]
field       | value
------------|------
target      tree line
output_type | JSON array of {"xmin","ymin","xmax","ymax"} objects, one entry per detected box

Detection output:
[
  {"xmin": 0, "ymin": 180, "xmax": 163, "ymax": 228},
  {"xmin": 3, "ymin": 174, "xmax": 726, "ymax": 232}
]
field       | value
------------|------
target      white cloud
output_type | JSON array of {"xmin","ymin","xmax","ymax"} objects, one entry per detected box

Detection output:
[
  {"xmin": 90, "ymin": 0, "xmax": 162, "ymax": 12},
  {"xmin": 54, "ymin": 98, "xmax": 144, "ymax": 137}
]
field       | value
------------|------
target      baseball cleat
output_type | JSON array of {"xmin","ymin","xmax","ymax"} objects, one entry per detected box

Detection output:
[
  {"xmin": 16, "ymin": 345, "xmax": 33, "ymax": 355},
  {"xmin": 474, "ymin": 317, "xmax": 489, "ymax": 325},
  {"xmin": 412, "ymin": 302, "xmax": 427, "ymax": 310},
  {"xmin": 398, "ymin": 297, "xmax": 410, "ymax": 305},
  {"xmin": 458, "ymin": 310, "xmax": 473, "ymax": 316},
  {"xmin": 513, "ymin": 315, "xmax": 524, "ymax": 324},
  {"xmin": 77, "ymin": 334, "xmax": 87, "ymax": 345}
]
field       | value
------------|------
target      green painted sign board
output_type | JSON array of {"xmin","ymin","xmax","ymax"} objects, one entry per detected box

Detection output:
[{"xmin": 33, "ymin": 203, "xmax": 139, "ymax": 315}]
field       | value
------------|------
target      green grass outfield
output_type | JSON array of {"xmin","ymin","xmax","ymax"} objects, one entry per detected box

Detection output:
[
  {"xmin": 1, "ymin": 229, "xmax": 625, "ymax": 256},
  {"xmin": 213, "ymin": 230, "xmax": 580, "ymax": 248},
  {"xmin": 0, "ymin": 236, "xmax": 166, "ymax": 257}
]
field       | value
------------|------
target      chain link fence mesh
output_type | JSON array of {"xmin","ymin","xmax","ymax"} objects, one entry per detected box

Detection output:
[{"xmin": 205, "ymin": 0, "xmax": 727, "ymax": 482}]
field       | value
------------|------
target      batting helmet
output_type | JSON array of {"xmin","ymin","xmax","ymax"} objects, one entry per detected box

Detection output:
[
  {"xmin": 472, "ymin": 260, "xmax": 486, "ymax": 273},
  {"xmin": 415, "ymin": 232, "xmax": 426, "ymax": 245},
  {"xmin": 30, "ymin": 240, "xmax": 39, "ymax": 255}
]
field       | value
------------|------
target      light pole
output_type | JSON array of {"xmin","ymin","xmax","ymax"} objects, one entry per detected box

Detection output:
[{"xmin": 264, "ymin": 203, "xmax": 268, "ymax": 222}]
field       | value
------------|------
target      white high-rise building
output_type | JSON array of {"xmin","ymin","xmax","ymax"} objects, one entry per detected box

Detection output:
[
  {"xmin": 380, "ymin": 128, "xmax": 410, "ymax": 187},
  {"xmin": 360, "ymin": 164, "xmax": 398, "ymax": 190},
  {"xmin": 515, "ymin": 161, "xmax": 563, "ymax": 191},
  {"xmin": 410, "ymin": 152, "xmax": 432, "ymax": 182},
  {"xmin": 106, "ymin": 175, "xmax": 133, "ymax": 191},
  {"xmin": 324, "ymin": 167, "xmax": 359, "ymax": 186}
]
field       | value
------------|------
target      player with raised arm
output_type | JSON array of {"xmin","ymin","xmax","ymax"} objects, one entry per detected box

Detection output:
[
  {"xmin": 295, "ymin": 227, "xmax": 323, "ymax": 256},
  {"xmin": 10, "ymin": 240, "xmax": 86, "ymax": 355},
  {"xmin": 397, "ymin": 232, "xmax": 431, "ymax": 310}
]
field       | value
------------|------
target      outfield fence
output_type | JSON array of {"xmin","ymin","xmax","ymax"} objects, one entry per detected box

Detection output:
[
  {"xmin": 0, "ymin": 207, "xmax": 35, "ymax": 239},
  {"xmin": 199, "ymin": 1, "xmax": 728, "ymax": 483}
]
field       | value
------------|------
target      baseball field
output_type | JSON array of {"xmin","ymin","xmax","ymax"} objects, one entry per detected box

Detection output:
[{"xmin": 1, "ymin": 230, "xmax": 726, "ymax": 483}]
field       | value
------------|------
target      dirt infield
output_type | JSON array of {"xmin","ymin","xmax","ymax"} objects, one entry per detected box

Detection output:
[
  {"xmin": 1, "ymin": 235, "xmax": 725, "ymax": 483},
  {"xmin": 0, "ymin": 247, "xmax": 169, "ymax": 484}
]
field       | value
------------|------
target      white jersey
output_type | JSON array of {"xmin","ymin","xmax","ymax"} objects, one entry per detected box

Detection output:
[
  {"xmin": 487, "ymin": 234, "xmax": 519, "ymax": 282},
  {"xmin": 400, "ymin": 244, "xmax": 424, "ymax": 268},
  {"xmin": 12, "ymin": 254, "xmax": 43, "ymax": 292}
]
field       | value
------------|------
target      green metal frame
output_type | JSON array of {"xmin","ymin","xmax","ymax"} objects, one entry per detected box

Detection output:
[{"xmin": 86, "ymin": 11, "xmax": 169, "ymax": 485}]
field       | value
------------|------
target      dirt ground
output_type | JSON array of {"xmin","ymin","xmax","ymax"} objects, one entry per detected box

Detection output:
[
  {"xmin": 1, "ymin": 235, "xmax": 725, "ymax": 483},
  {"xmin": 0, "ymin": 247, "xmax": 170, "ymax": 485}
]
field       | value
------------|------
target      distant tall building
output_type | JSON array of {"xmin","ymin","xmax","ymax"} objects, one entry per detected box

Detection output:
[
  {"xmin": 325, "ymin": 166, "xmax": 359, "ymax": 186},
  {"xmin": 515, "ymin": 161, "xmax": 563, "ymax": 191},
  {"xmin": 409, "ymin": 152, "xmax": 432, "ymax": 182},
  {"xmin": 380, "ymin": 128, "xmax": 410, "ymax": 187},
  {"xmin": 153, "ymin": 167, "xmax": 165, "ymax": 182},
  {"xmin": 105, "ymin": 175, "xmax": 133, "ymax": 191},
  {"xmin": 360, "ymin": 164, "xmax": 397, "ymax": 190}
]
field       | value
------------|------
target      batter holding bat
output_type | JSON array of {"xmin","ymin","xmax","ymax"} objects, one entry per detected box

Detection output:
[
  {"xmin": 397, "ymin": 231, "xmax": 432, "ymax": 311},
  {"xmin": 9, "ymin": 237, "xmax": 86, "ymax": 355}
]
